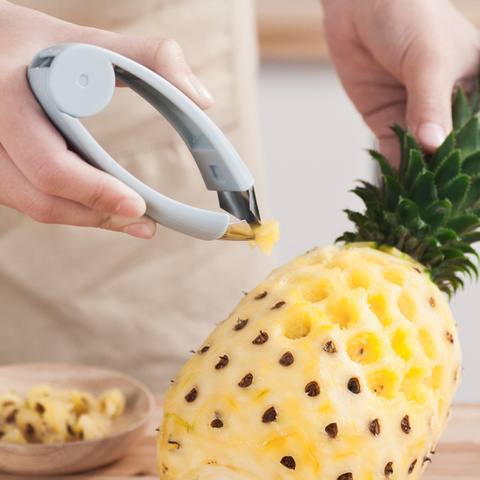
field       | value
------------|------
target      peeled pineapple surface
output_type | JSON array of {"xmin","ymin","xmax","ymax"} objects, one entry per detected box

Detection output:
[{"xmin": 158, "ymin": 244, "xmax": 461, "ymax": 480}]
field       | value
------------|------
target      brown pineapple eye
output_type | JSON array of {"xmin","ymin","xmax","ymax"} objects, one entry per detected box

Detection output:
[
  {"xmin": 369, "ymin": 418, "xmax": 380, "ymax": 436},
  {"xmin": 238, "ymin": 373, "xmax": 253, "ymax": 388},
  {"xmin": 305, "ymin": 381, "xmax": 320, "ymax": 397},
  {"xmin": 401, "ymin": 415, "xmax": 411, "ymax": 434},
  {"xmin": 385, "ymin": 462, "xmax": 394, "ymax": 477},
  {"xmin": 280, "ymin": 456, "xmax": 296, "ymax": 470},
  {"xmin": 262, "ymin": 406, "xmax": 277, "ymax": 423},
  {"xmin": 347, "ymin": 377, "xmax": 361, "ymax": 394},
  {"xmin": 215, "ymin": 355, "xmax": 229, "ymax": 369},
  {"xmin": 279, "ymin": 351, "xmax": 294, "ymax": 366},
  {"xmin": 324, "ymin": 340, "xmax": 337, "ymax": 353},
  {"xmin": 185, "ymin": 388, "xmax": 198, "ymax": 403},
  {"xmin": 210, "ymin": 418, "xmax": 224, "ymax": 428},
  {"xmin": 233, "ymin": 318, "xmax": 248, "ymax": 331},
  {"xmin": 325, "ymin": 423, "xmax": 338, "ymax": 439},
  {"xmin": 252, "ymin": 331, "xmax": 269, "ymax": 345}
]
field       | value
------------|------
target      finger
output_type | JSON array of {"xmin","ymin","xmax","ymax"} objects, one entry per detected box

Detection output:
[
  {"xmin": 0, "ymin": 77, "xmax": 148, "ymax": 218},
  {"xmin": 80, "ymin": 30, "xmax": 214, "ymax": 109},
  {"xmin": 402, "ymin": 46, "xmax": 453, "ymax": 154},
  {"xmin": 0, "ymin": 144, "xmax": 156, "ymax": 238}
]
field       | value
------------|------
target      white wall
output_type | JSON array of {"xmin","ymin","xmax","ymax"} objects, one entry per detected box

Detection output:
[{"xmin": 257, "ymin": 61, "xmax": 480, "ymax": 403}]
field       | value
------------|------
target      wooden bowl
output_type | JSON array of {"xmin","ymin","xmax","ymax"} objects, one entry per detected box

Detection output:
[{"xmin": 0, "ymin": 363, "xmax": 155, "ymax": 476}]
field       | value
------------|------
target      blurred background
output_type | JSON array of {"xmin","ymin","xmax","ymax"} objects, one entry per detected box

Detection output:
[{"xmin": 254, "ymin": 0, "xmax": 480, "ymax": 403}]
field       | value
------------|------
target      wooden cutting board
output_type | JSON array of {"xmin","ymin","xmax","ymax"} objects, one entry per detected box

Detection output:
[{"xmin": 2, "ymin": 399, "xmax": 479, "ymax": 480}]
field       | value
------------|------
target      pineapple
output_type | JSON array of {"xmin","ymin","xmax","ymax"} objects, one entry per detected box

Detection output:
[{"xmin": 157, "ymin": 87, "xmax": 480, "ymax": 480}]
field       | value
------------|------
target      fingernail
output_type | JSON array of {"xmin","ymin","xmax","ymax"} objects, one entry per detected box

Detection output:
[
  {"xmin": 416, "ymin": 123, "xmax": 447, "ymax": 151},
  {"xmin": 123, "ymin": 223, "xmax": 155, "ymax": 239},
  {"xmin": 188, "ymin": 73, "xmax": 213, "ymax": 103},
  {"xmin": 116, "ymin": 198, "xmax": 145, "ymax": 218}
]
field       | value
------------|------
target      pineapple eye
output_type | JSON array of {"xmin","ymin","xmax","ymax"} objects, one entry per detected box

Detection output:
[
  {"xmin": 238, "ymin": 373, "xmax": 253, "ymax": 388},
  {"xmin": 233, "ymin": 318, "xmax": 248, "ymax": 331},
  {"xmin": 167, "ymin": 440, "xmax": 180, "ymax": 451},
  {"xmin": 279, "ymin": 351, "xmax": 294, "ymax": 366},
  {"xmin": 280, "ymin": 456, "xmax": 296, "ymax": 470},
  {"xmin": 385, "ymin": 461, "xmax": 394, "ymax": 477},
  {"xmin": 323, "ymin": 340, "xmax": 337, "ymax": 353},
  {"xmin": 408, "ymin": 459, "xmax": 417, "ymax": 474},
  {"xmin": 400, "ymin": 415, "xmax": 412, "ymax": 435},
  {"xmin": 262, "ymin": 406, "xmax": 277, "ymax": 423},
  {"xmin": 255, "ymin": 291, "xmax": 268, "ymax": 300},
  {"xmin": 252, "ymin": 331, "xmax": 269, "ymax": 345},
  {"xmin": 368, "ymin": 418, "xmax": 380, "ymax": 436},
  {"xmin": 210, "ymin": 418, "xmax": 224, "ymax": 429},
  {"xmin": 271, "ymin": 300, "xmax": 286, "ymax": 310},
  {"xmin": 325, "ymin": 422, "xmax": 338, "ymax": 439},
  {"xmin": 401, "ymin": 415, "xmax": 412, "ymax": 434},
  {"xmin": 446, "ymin": 331, "xmax": 454, "ymax": 343},
  {"xmin": 347, "ymin": 377, "xmax": 361, "ymax": 394},
  {"xmin": 199, "ymin": 345, "xmax": 210, "ymax": 354},
  {"xmin": 337, "ymin": 473, "xmax": 353, "ymax": 480},
  {"xmin": 215, "ymin": 355, "xmax": 229, "ymax": 369},
  {"xmin": 305, "ymin": 381, "xmax": 320, "ymax": 397},
  {"xmin": 185, "ymin": 388, "xmax": 198, "ymax": 403}
]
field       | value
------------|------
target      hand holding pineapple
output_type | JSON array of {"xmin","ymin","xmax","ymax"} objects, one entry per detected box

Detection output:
[{"xmin": 322, "ymin": 0, "xmax": 480, "ymax": 167}]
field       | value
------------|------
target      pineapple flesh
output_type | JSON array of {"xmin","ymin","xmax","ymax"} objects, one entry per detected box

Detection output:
[
  {"xmin": 158, "ymin": 245, "xmax": 460, "ymax": 480},
  {"xmin": 158, "ymin": 87, "xmax": 480, "ymax": 480}
]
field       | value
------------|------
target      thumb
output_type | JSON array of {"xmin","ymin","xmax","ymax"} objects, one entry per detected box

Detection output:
[
  {"xmin": 81, "ymin": 30, "xmax": 214, "ymax": 110},
  {"xmin": 404, "ymin": 60, "xmax": 453, "ymax": 154}
]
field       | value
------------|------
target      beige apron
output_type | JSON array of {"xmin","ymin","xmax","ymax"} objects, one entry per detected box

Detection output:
[{"xmin": 1, "ymin": 0, "xmax": 274, "ymax": 393}]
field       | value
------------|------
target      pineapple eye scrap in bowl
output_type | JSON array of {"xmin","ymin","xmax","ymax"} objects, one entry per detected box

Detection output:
[{"xmin": 0, "ymin": 363, "xmax": 155, "ymax": 476}]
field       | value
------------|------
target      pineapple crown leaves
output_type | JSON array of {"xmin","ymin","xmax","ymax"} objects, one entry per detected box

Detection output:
[{"xmin": 339, "ymin": 86, "xmax": 480, "ymax": 296}]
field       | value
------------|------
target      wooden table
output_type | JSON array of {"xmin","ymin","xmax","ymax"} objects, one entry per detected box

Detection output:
[{"xmin": 2, "ymin": 400, "xmax": 479, "ymax": 480}]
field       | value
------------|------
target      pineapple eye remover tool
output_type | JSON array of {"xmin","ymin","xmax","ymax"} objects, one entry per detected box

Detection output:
[{"xmin": 27, "ymin": 43, "xmax": 261, "ymax": 241}]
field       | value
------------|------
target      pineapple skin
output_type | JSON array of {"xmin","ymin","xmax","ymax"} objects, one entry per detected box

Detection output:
[{"xmin": 157, "ymin": 244, "xmax": 461, "ymax": 480}]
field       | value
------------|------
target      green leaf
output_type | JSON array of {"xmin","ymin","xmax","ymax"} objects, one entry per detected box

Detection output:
[
  {"xmin": 435, "ymin": 228, "xmax": 459, "ymax": 243},
  {"xmin": 446, "ymin": 214, "xmax": 480, "ymax": 235},
  {"xmin": 409, "ymin": 171, "xmax": 437, "ymax": 212},
  {"xmin": 438, "ymin": 174, "xmax": 470, "ymax": 214},
  {"xmin": 404, "ymin": 150, "xmax": 425, "ymax": 192},
  {"xmin": 456, "ymin": 117, "xmax": 479, "ymax": 158},
  {"xmin": 383, "ymin": 176, "xmax": 405, "ymax": 211},
  {"xmin": 453, "ymin": 87, "xmax": 471, "ymax": 130},
  {"xmin": 396, "ymin": 198, "xmax": 420, "ymax": 226},
  {"xmin": 434, "ymin": 150, "xmax": 461, "ymax": 190},
  {"xmin": 368, "ymin": 150, "xmax": 396, "ymax": 178},
  {"xmin": 428, "ymin": 131, "xmax": 455, "ymax": 172},
  {"xmin": 352, "ymin": 183, "xmax": 380, "ymax": 207},
  {"xmin": 462, "ymin": 175, "xmax": 480, "ymax": 209},
  {"xmin": 462, "ymin": 231, "xmax": 480, "ymax": 244},
  {"xmin": 462, "ymin": 151, "xmax": 480, "ymax": 176},
  {"xmin": 421, "ymin": 199, "xmax": 451, "ymax": 229}
]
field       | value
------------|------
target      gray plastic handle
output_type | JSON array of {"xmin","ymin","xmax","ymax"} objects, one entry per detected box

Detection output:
[{"xmin": 27, "ymin": 43, "xmax": 255, "ymax": 240}]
